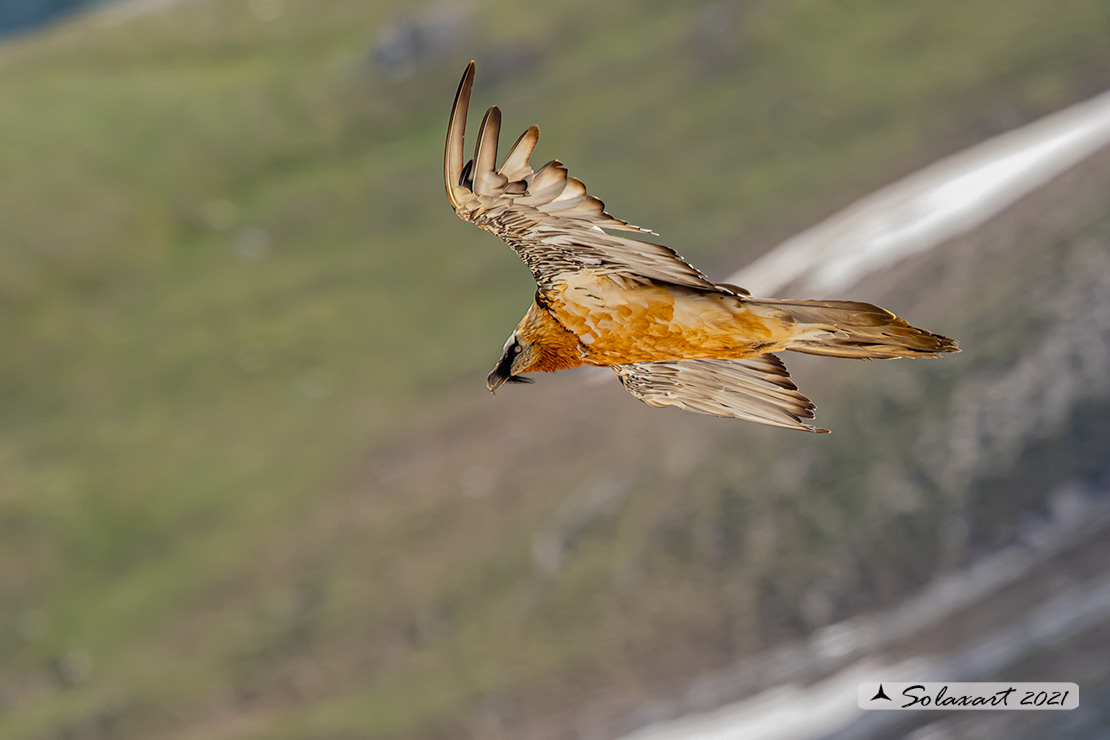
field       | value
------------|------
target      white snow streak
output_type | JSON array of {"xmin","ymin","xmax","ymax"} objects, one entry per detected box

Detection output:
[{"xmin": 730, "ymin": 88, "xmax": 1110, "ymax": 296}]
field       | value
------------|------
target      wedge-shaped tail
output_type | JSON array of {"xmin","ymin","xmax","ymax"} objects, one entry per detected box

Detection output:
[{"xmin": 748, "ymin": 299, "xmax": 960, "ymax": 359}]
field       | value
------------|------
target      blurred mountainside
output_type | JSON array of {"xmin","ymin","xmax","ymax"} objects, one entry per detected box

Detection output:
[{"xmin": 1, "ymin": 1, "xmax": 1109, "ymax": 739}]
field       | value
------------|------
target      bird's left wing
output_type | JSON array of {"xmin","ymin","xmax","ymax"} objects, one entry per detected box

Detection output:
[
  {"xmin": 445, "ymin": 62, "xmax": 720, "ymax": 293},
  {"xmin": 613, "ymin": 355, "xmax": 830, "ymax": 433}
]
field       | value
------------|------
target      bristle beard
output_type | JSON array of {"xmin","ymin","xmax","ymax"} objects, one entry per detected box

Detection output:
[{"xmin": 506, "ymin": 375, "xmax": 535, "ymax": 384}]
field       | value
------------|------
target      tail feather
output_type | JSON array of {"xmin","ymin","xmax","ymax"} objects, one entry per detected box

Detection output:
[{"xmin": 748, "ymin": 299, "xmax": 959, "ymax": 359}]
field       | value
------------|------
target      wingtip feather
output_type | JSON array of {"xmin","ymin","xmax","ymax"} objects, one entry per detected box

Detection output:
[
  {"xmin": 474, "ymin": 106, "xmax": 509, "ymax": 196},
  {"xmin": 444, "ymin": 61, "xmax": 476, "ymax": 209},
  {"xmin": 499, "ymin": 125, "xmax": 540, "ymax": 181}
]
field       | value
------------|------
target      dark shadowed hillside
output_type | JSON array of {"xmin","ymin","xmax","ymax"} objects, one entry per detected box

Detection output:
[{"xmin": 0, "ymin": 0, "xmax": 94, "ymax": 37}]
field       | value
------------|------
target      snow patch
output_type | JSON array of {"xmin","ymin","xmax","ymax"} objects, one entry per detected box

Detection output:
[{"xmin": 730, "ymin": 88, "xmax": 1110, "ymax": 296}]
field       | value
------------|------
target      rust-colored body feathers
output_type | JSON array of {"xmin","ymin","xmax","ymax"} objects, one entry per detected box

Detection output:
[{"xmin": 445, "ymin": 62, "xmax": 958, "ymax": 432}]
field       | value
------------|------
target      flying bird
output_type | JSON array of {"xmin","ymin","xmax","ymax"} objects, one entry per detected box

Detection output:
[{"xmin": 444, "ymin": 62, "xmax": 958, "ymax": 433}]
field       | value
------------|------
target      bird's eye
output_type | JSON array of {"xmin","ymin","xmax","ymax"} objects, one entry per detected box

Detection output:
[{"xmin": 512, "ymin": 343, "xmax": 523, "ymax": 355}]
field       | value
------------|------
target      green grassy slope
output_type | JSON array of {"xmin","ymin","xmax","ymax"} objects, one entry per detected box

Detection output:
[{"xmin": 1, "ymin": 1, "xmax": 1108, "ymax": 738}]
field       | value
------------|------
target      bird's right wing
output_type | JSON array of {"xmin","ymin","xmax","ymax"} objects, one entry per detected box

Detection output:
[
  {"xmin": 445, "ymin": 62, "xmax": 727, "ymax": 293},
  {"xmin": 613, "ymin": 355, "xmax": 830, "ymax": 433}
]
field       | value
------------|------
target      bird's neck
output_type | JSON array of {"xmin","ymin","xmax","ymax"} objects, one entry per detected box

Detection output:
[{"xmin": 517, "ymin": 301, "xmax": 585, "ymax": 373}]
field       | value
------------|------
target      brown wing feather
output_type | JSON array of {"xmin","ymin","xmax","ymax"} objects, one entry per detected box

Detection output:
[
  {"xmin": 444, "ymin": 61, "xmax": 475, "ymax": 211},
  {"xmin": 613, "ymin": 355, "xmax": 830, "ymax": 433},
  {"xmin": 444, "ymin": 62, "xmax": 720, "ymax": 292}
]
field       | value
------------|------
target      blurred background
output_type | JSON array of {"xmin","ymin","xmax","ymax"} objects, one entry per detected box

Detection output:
[{"xmin": 2, "ymin": 1, "xmax": 1109, "ymax": 738}]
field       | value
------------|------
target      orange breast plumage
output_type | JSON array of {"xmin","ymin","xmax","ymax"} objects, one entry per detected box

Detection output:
[{"xmin": 549, "ymin": 272, "xmax": 791, "ymax": 366}]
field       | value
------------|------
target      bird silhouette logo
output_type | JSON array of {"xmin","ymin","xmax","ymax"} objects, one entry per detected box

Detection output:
[{"xmin": 871, "ymin": 684, "xmax": 893, "ymax": 702}]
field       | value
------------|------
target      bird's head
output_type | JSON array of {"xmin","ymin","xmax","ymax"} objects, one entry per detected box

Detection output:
[{"xmin": 486, "ymin": 332, "xmax": 537, "ymax": 393}]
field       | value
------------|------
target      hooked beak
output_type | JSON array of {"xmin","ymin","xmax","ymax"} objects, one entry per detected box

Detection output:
[
  {"xmin": 487, "ymin": 367, "xmax": 509, "ymax": 394},
  {"xmin": 486, "ymin": 351, "xmax": 513, "ymax": 394}
]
